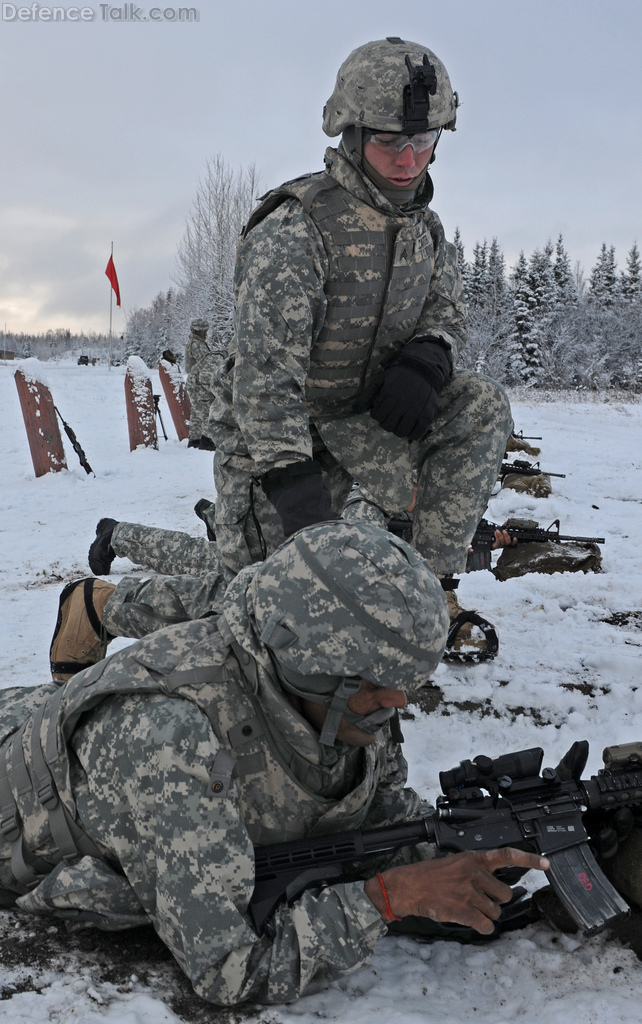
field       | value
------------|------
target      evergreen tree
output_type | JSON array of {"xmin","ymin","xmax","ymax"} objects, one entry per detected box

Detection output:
[
  {"xmin": 621, "ymin": 242, "xmax": 641, "ymax": 303},
  {"xmin": 467, "ymin": 241, "xmax": 488, "ymax": 310},
  {"xmin": 452, "ymin": 227, "xmax": 468, "ymax": 301},
  {"xmin": 508, "ymin": 251, "xmax": 536, "ymax": 383},
  {"xmin": 589, "ymin": 244, "xmax": 618, "ymax": 307},
  {"xmin": 457, "ymin": 237, "xmax": 513, "ymax": 378},
  {"xmin": 553, "ymin": 235, "xmax": 577, "ymax": 307},
  {"xmin": 528, "ymin": 243, "xmax": 557, "ymax": 315},
  {"xmin": 487, "ymin": 238, "xmax": 508, "ymax": 317}
]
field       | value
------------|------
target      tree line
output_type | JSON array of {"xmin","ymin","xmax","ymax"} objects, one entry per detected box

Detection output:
[
  {"xmin": 455, "ymin": 232, "xmax": 642, "ymax": 390},
  {"xmin": 127, "ymin": 155, "xmax": 641, "ymax": 390},
  {"xmin": 6, "ymin": 156, "xmax": 639, "ymax": 392},
  {"xmin": 0, "ymin": 327, "xmax": 115, "ymax": 362}
]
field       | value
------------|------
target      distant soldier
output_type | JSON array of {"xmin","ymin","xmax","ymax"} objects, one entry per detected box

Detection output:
[{"xmin": 184, "ymin": 318, "xmax": 221, "ymax": 451}]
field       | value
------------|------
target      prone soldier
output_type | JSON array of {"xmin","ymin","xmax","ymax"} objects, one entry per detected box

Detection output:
[{"xmin": 4, "ymin": 521, "xmax": 550, "ymax": 1005}]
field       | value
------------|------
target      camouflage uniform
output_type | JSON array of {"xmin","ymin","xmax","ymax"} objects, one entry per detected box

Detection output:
[
  {"xmin": 110, "ymin": 520, "xmax": 222, "ymax": 578},
  {"xmin": 184, "ymin": 318, "xmax": 224, "ymax": 448},
  {"xmin": 0, "ymin": 523, "xmax": 447, "ymax": 1005},
  {"xmin": 102, "ymin": 568, "xmax": 227, "ymax": 640},
  {"xmin": 208, "ymin": 144, "xmax": 512, "ymax": 580},
  {"xmin": 94, "ymin": 41, "xmax": 512, "ymax": 587}
]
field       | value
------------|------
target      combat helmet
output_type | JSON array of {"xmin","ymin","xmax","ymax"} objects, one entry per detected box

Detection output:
[
  {"xmin": 246, "ymin": 521, "xmax": 448, "ymax": 752},
  {"xmin": 323, "ymin": 37, "xmax": 459, "ymax": 139}
]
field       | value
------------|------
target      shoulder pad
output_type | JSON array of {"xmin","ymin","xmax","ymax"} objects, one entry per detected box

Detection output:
[{"xmin": 242, "ymin": 172, "xmax": 338, "ymax": 238}]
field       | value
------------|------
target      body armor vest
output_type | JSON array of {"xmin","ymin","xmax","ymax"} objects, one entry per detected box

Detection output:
[
  {"xmin": 243, "ymin": 170, "xmax": 438, "ymax": 418},
  {"xmin": 0, "ymin": 617, "xmax": 387, "ymax": 895}
]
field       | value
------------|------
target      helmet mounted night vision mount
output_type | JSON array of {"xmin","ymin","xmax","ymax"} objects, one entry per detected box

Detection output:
[{"xmin": 402, "ymin": 53, "xmax": 438, "ymax": 134}]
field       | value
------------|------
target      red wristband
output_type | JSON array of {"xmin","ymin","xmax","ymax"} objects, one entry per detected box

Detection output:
[{"xmin": 377, "ymin": 872, "xmax": 401, "ymax": 922}]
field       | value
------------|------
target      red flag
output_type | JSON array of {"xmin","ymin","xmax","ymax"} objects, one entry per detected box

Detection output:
[{"xmin": 105, "ymin": 255, "xmax": 121, "ymax": 307}]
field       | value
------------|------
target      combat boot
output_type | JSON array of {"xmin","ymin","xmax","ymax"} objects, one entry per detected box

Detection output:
[
  {"xmin": 194, "ymin": 498, "xmax": 216, "ymax": 541},
  {"xmin": 50, "ymin": 578, "xmax": 116, "ymax": 682},
  {"xmin": 440, "ymin": 578, "xmax": 499, "ymax": 664},
  {"xmin": 88, "ymin": 518, "xmax": 118, "ymax": 575}
]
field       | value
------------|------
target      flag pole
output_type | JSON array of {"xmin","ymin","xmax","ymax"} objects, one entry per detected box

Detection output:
[{"xmin": 108, "ymin": 240, "xmax": 114, "ymax": 370}]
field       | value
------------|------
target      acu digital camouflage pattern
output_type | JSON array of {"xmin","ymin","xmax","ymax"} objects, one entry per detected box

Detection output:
[
  {"xmin": 205, "ymin": 139, "xmax": 512, "ymax": 578},
  {"xmin": 111, "ymin": 520, "xmax": 222, "ymax": 577},
  {"xmin": 0, "ymin": 524, "xmax": 446, "ymax": 1003},
  {"xmin": 244, "ymin": 520, "xmax": 448, "ymax": 691},
  {"xmin": 322, "ymin": 37, "xmax": 458, "ymax": 136},
  {"xmin": 102, "ymin": 568, "xmax": 227, "ymax": 639},
  {"xmin": 184, "ymin": 318, "xmax": 225, "ymax": 446}
]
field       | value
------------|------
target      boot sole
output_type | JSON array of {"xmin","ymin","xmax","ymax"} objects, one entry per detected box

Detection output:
[{"xmin": 50, "ymin": 578, "xmax": 111, "ymax": 681}]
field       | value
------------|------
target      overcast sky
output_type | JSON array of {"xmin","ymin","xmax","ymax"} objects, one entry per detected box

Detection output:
[{"xmin": 1, "ymin": 0, "xmax": 640, "ymax": 335}]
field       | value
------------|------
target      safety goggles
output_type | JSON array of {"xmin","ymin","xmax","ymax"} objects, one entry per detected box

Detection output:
[{"xmin": 368, "ymin": 129, "xmax": 440, "ymax": 153}]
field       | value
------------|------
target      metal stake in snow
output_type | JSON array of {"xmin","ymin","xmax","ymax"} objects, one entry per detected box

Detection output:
[
  {"xmin": 158, "ymin": 358, "xmax": 191, "ymax": 441},
  {"xmin": 124, "ymin": 356, "xmax": 158, "ymax": 451},
  {"xmin": 14, "ymin": 363, "xmax": 68, "ymax": 477}
]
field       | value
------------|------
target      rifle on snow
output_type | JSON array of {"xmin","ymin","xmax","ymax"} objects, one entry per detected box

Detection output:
[
  {"xmin": 385, "ymin": 516, "xmax": 604, "ymax": 571},
  {"xmin": 153, "ymin": 394, "xmax": 168, "ymax": 441},
  {"xmin": 500, "ymin": 459, "xmax": 566, "ymax": 481},
  {"xmin": 53, "ymin": 406, "xmax": 94, "ymax": 476},
  {"xmin": 468, "ymin": 518, "xmax": 604, "ymax": 571},
  {"xmin": 512, "ymin": 430, "xmax": 542, "ymax": 442},
  {"xmin": 249, "ymin": 741, "xmax": 641, "ymax": 937}
]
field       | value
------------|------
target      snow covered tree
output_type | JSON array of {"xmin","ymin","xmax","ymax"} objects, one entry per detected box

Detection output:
[
  {"xmin": 467, "ymin": 241, "xmax": 488, "ymax": 310},
  {"xmin": 508, "ymin": 251, "xmax": 537, "ymax": 383},
  {"xmin": 621, "ymin": 242, "xmax": 641, "ymax": 304},
  {"xmin": 174, "ymin": 155, "xmax": 260, "ymax": 354},
  {"xmin": 452, "ymin": 226, "xmax": 468, "ymax": 301},
  {"xmin": 123, "ymin": 155, "xmax": 260, "ymax": 365},
  {"xmin": 588, "ymin": 244, "xmax": 618, "ymax": 307},
  {"xmin": 553, "ymin": 235, "xmax": 577, "ymax": 308},
  {"xmin": 487, "ymin": 238, "xmax": 509, "ymax": 318},
  {"xmin": 456, "ymin": 236, "xmax": 514, "ymax": 379}
]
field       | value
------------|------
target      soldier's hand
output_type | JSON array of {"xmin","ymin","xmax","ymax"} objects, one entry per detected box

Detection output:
[
  {"xmin": 491, "ymin": 527, "xmax": 518, "ymax": 549},
  {"xmin": 365, "ymin": 848, "xmax": 549, "ymax": 934},
  {"xmin": 353, "ymin": 339, "xmax": 452, "ymax": 442}
]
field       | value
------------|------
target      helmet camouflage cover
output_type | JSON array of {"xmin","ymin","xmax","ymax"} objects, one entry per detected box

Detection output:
[
  {"xmin": 323, "ymin": 36, "xmax": 458, "ymax": 137},
  {"xmin": 249, "ymin": 520, "xmax": 448, "ymax": 693}
]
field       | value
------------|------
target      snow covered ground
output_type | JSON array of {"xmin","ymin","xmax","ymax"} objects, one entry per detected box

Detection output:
[{"xmin": 2, "ymin": 359, "xmax": 642, "ymax": 1023}]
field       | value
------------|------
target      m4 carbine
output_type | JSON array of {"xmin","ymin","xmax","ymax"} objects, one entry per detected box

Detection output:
[
  {"xmin": 249, "ymin": 741, "xmax": 641, "ymax": 936},
  {"xmin": 500, "ymin": 459, "xmax": 566, "ymax": 481},
  {"xmin": 385, "ymin": 516, "xmax": 604, "ymax": 572},
  {"xmin": 469, "ymin": 518, "xmax": 605, "ymax": 571}
]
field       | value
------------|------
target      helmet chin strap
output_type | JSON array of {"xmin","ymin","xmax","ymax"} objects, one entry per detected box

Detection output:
[
  {"xmin": 340, "ymin": 125, "xmax": 364, "ymax": 166},
  {"xmin": 318, "ymin": 677, "xmax": 362, "ymax": 749},
  {"xmin": 272, "ymin": 660, "xmax": 363, "ymax": 750},
  {"xmin": 273, "ymin": 659, "xmax": 395, "ymax": 753}
]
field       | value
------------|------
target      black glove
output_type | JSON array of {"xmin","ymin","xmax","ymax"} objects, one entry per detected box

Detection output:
[
  {"xmin": 354, "ymin": 338, "xmax": 452, "ymax": 441},
  {"xmin": 261, "ymin": 461, "xmax": 337, "ymax": 538},
  {"xmin": 187, "ymin": 435, "xmax": 216, "ymax": 451}
]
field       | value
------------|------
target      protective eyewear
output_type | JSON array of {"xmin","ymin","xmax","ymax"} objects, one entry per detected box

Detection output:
[{"xmin": 368, "ymin": 129, "xmax": 440, "ymax": 154}]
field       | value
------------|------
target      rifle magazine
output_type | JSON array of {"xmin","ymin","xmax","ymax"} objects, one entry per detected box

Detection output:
[{"xmin": 546, "ymin": 842, "xmax": 629, "ymax": 936}]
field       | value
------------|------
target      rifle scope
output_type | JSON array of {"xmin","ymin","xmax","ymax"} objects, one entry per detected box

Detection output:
[{"xmin": 439, "ymin": 747, "xmax": 544, "ymax": 795}]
